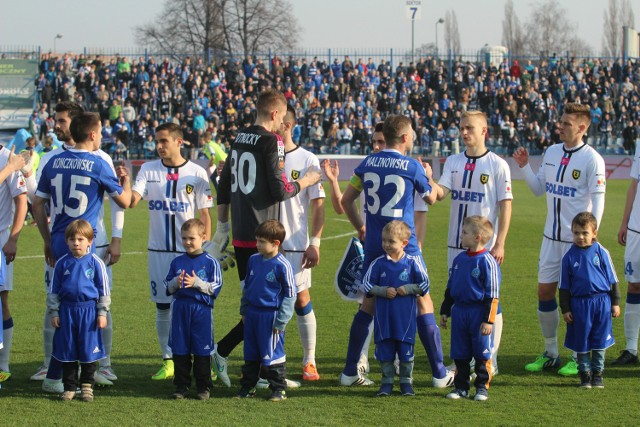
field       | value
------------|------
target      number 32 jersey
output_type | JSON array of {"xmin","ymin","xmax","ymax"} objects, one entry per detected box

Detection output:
[{"xmin": 352, "ymin": 148, "xmax": 432, "ymax": 255}]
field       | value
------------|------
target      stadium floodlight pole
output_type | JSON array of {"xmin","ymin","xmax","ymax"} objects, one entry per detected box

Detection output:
[
  {"xmin": 435, "ymin": 18, "xmax": 444, "ymax": 58},
  {"xmin": 53, "ymin": 34, "xmax": 62, "ymax": 54}
]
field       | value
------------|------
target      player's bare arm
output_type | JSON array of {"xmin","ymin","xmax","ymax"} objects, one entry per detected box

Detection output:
[
  {"xmin": 490, "ymin": 199, "xmax": 512, "ymax": 265},
  {"xmin": 341, "ymin": 184, "xmax": 365, "ymax": 242},
  {"xmin": 321, "ymin": 159, "xmax": 345, "ymax": 214},
  {"xmin": 33, "ymin": 195, "xmax": 56, "ymax": 267},
  {"xmin": 302, "ymin": 197, "xmax": 324, "ymax": 269},
  {"xmin": 618, "ymin": 178, "xmax": 638, "ymax": 246},
  {"xmin": 198, "ymin": 207, "xmax": 212, "ymax": 241},
  {"xmin": 111, "ymin": 169, "xmax": 131, "ymax": 209},
  {"xmin": 3, "ymin": 193, "xmax": 27, "ymax": 264}
]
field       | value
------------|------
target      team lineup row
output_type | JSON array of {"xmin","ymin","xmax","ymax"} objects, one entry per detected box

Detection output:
[{"xmin": 0, "ymin": 90, "xmax": 638, "ymax": 401}]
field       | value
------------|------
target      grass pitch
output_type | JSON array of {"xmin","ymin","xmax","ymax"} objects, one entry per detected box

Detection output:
[{"xmin": 2, "ymin": 180, "xmax": 638, "ymax": 426}]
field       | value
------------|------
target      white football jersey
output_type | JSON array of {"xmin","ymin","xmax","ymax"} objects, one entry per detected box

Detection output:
[
  {"xmin": 280, "ymin": 146, "xmax": 325, "ymax": 251},
  {"xmin": 133, "ymin": 159, "xmax": 213, "ymax": 252},
  {"xmin": 439, "ymin": 150, "xmax": 513, "ymax": 250},
  {"xmin": 534, "ymin": 143, "xmax": 606, "ymax": 242},
  {"xmin": 0, "ymin": 146, "xmax": 27, "ymax": 230},
  {"xmin": 628, "ymin": 143, "xmax": 640, "ymax": 232}
]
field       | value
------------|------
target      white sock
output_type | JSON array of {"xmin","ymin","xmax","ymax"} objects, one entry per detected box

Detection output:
[
  {"xmin": 43, "ymin": 309, "xmax": 55, "ymax": 368},
  {"xmin": 361, "ymin": 320, "xmax": 374, "ymax": 361},
  {"xmin": 101, "ymin": 312, "xmax": 113, "ymax": 367},
  {"xmin": 156, "ymin": 307, "xmax": 172, "ymax": 359},
  {"xmin": 624, "ymin": 302, "xmax": 640, "ymax": 355},
  {"xmin": 297, "ymin": 310, "xmax": 317, "ymax": 365},
  {"xmin": 538, "ymin": 309, "xmax": 559, "ymax": 358},
  {"xmin": 0, "ymin": 325, "xmax": 13, "ymax": 372},
  {"xmin": 491, "ymin": 313, "xmax": 503, "ymax": 370}
]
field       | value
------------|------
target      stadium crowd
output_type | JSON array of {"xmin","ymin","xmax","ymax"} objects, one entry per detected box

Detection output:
[{"xmin": 28, "ymin": 51, "xmax": 640, "ymax": 160}]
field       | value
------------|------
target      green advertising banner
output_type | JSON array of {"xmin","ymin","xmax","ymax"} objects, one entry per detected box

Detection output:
[{"xmin": 0, "ymin": 59, "xmax": 38, "ymax": 129}]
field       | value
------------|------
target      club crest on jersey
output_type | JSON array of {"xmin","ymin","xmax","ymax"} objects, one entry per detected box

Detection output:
[
  {"xmin": 85, "ymin": 268, "xmax": 95, "ymax": 280},
  {"xmin": 593, "ymin": 255, "xmax": 600, "ymax": 266},
  {"xmin": 399, "ymin": 269, "xmax": 409, "ymax": 282},
  {"xmin": 480, "ymin": 174, "xmax": 489, "ymax": 184},
  {"xmin": 197, "ymin": 269, "xmax": 207, "ymax": 281},
  {"xmin": 185, "ymin": 184, "xmax": 194, "ymax": 194},
  {"xmin": 471, "ymin": 267, "xmax": 481, "ymax": 278},
  {"xmin": 291, "ymin": 170, "xmax": 300, "ymax": 180},
  {"xmin": 572, "ymin": 169, "xmax": 581, "ymax": 180},
  {"xmin": 266, "ymin": 270, "xmax": 276, "ymax": 282}
]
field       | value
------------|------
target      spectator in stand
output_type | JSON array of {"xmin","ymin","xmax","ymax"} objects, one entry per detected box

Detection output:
[{"xmin": 337, "ymin": 122, "xmax": 353, "ymax": 155}]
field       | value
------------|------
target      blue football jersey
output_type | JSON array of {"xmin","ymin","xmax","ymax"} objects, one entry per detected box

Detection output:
[
  {"xmin": 559, "ymin": 242, "xmax": 618, "ymax": 297},
  {"xmin": 353, "ymin": 149, "xmax": 431, "ymax": 255},
  {"xmin": 447, "ymin": 250, "xmax": 500, "ymax": 305},
  {"xmin": 36, "ymin": 149, "xmax": 123, "ymax": 242},
  {"xmin": 242, "ymin": 253, "xmax": 296, "ymax": 310},
  {"xmin": 363, "ymin": 253, "xmax": 430, "ymax": 344},
  {"xmin": 164, "ymin": 252, "xmax": 223, "ymax": 307},
  {"xmin": 49, "ymin": 253, "xmax": 109, "ymax": 303}
]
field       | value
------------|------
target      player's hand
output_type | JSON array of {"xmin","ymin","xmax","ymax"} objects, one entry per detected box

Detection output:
[
  {"xmin": 321, "ymin": 159, "xmax": 339, "ymax": 182},
  {"xmin": 217, "ymin": 160, "xmax": 225, "ymax": 177},
  {"xmin": 480, "ymin": 322, "xmax": 492, "ymax": 335},
  {"xmin": 397, "ymin": 286, "xmax": 407, "ymax": 296},
  {"xmin": 44, "ymin": 243, "xmax": 56, "ymax": 267},
  {"xmin": 618, "ymin": 224, "xmax": 628, "ymax": 246},
  {"xmin": 302, "ymin": 244, "xmax": 320, "ymax": 269},
  {"xmin": 6, "ymin": 146, "xmax": 26, "ymax": 173},
  {"xmin": 357, "ymin": 225, "xmax": 366, "ymax": 243},
  {"xmin": 386, "ymin": 287, "xmax": 397, "ymax": 299},
  {"xmin": 182, "ymin": 270, "xmax": 197, "ymax": 288},
  {"xmin": 2, "ymin": 236, "xmax": 18, "ymax": 264},
  {"xmin": 512, "ymin": 147, "xmax": 529, "ymax": 168},
  {"xmin": 272, "ymin": 328, "xmax": 282, "ymax": 334},
  {"xmin": 51, "ymin": 316, "xmax": 60, "ymax": 328},
  {"xmin": 440, "ymin": 315, "xmax": 448, "ymax": 329},
  {"xmin": 97, "ymin": 315, "xmax": 107, "ymax": 329},
  {"xmin": 20, "ymin": 149, "xmax": 35, "ymax": 176},
  {"xmin": 104, "ymin": 238, "xmax": 121, "ymax": 266},
  {"xmin": 563, "ymin": 312, "xmax": 573, "ymax": 324},
  {"xmin": 490, "ymin": 242, "xmax": 505, "ymax": 265},
  {"xmin": 418, "ymin": 157, "xmax": 433, "ymax": 179},
  {"xmin": 206, "ymin": 222, "xmax": 230, "ymax": 258},
  {"xmin": 612, "ymin": 305, "xmax": 621, "ymax": 318}
]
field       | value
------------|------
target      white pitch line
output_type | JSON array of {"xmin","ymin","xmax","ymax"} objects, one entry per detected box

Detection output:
[{"xmin": 15, "ymin": 232, "xmax": 356, "ymax": 261}]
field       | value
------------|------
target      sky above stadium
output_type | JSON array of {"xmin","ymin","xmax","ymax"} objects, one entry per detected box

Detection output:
[{"xmin": 0, "ymin": 0, "xmax": 633, "ymax": 54}]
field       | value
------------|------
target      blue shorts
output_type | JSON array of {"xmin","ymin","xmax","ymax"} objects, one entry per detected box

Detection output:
[
  {"xmin": 169, "ymin": 298, "xmax": 213, "ymax": 356},
  {"xmin": 244, "ymin": 307, "xmax": 286, "ymax": 366},
  {"xmin": 375, "ymin": 339, "xmax": 414, "ymax": 363},
  {"xmin": 450, "ymin": 304, "xmax": 493, "ymax": 361},
  {"xmin": 564, "ymin": 293, "xmax": 615, "ymax": 353},
  {"xmin": 52, "ymin": 301, "xmax": 105, "ymax": 363}
]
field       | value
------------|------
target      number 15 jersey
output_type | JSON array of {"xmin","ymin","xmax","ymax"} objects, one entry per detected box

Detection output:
[{"xmin": 352, "ymin": 148, "xmax": 432, "ymax": 255}]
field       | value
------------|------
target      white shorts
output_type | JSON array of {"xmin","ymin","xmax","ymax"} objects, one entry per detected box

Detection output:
[
  {"xmin": 283, "ymin": 251, "xmax": 311, "ymax": 293},
  {"xmin": 0, "ymin": 228, "xmax": 14, "ymax": 292},
  {"xmin": 624, "ymin": 230, "xmax": 640, "ymax": 283},
  {"xmin": 538, "ymin": 238, "xmax": 572, "ymax": 284},
  {"xmin": 149, "ymin": 251, "xmax": 181, "ymax": 303}
]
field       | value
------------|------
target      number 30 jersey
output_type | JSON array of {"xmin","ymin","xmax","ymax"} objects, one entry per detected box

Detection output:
[
  {"xmin": 352, "ymin": 148, "xmax": 432, "ymax": 255},
  {"xmin": 217, "ymin": 125, "xmax": 301, "ymax": 247}
]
